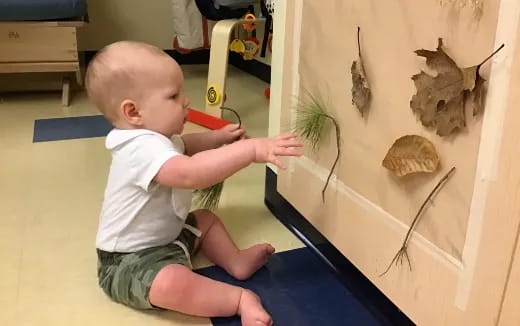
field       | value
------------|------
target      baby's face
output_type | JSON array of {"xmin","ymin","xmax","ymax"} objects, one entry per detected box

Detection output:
[{"xmin": 137, "ymin": 56, "xmax": 190, "ymax": 137}]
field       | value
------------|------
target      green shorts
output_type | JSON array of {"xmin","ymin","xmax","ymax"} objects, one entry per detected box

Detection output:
[{"xmin": 96, "ymin": 213, "xmax": 200, "ymax": 310}]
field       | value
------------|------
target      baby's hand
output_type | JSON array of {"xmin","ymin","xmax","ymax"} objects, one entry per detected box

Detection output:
[
  {"xmin": 216, "ymin": 123, "xmax": 246, "ymax": 145},
  {"xmin": 251, "ymin": 133, "xmax": 304, "ymax": 169}
]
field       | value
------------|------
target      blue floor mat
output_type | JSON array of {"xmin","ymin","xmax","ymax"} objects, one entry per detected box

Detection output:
[
  {"xmin": 33, "ymin": 115, "xmax": 112, "ymax": 142},
  {"xmin": 195, "ymin": 247, "xmax": 383, "ymax": 326}
]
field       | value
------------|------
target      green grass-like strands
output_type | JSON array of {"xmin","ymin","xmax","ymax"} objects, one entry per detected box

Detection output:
[
  {"xmin": 294, "ymin": 92, "xmax": 341, "ymax": 202},
  {"xmin": 294, "ymin": 93, "xmax": 328, "ymax": 151},
  {"xmin": 193, "ymin": 106, "xmax": 241, "ymax": 211},
  {"xmin": 194, "ymin": 182, "xmax": 224, "ymax": 211}
]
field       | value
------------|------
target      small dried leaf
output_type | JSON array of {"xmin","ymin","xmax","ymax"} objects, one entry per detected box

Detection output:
[
  {"xmin": 351, "ymin": 60, "xmax": 370, "ymax": 115},
  {"xmin": 383, "ymin": 135, "xmax": 440, "ymax": 177},
  {"xmin": 351, "ymin": 27, "xmax": 371, "ymax": 117}
]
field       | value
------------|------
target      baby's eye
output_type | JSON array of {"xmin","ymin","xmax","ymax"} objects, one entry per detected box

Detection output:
[{"xmin": 169, "ymin": 94, "xmax": 178, "ymax": 100}]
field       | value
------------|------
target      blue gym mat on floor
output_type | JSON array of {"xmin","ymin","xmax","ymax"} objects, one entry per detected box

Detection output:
[
  {"xmin": 33, "ymin": 115, "xmax": 111, "ymax": 142},
  {"xmin": 195, "ymin": 247, "xmax": 383, "ymax": 326}
]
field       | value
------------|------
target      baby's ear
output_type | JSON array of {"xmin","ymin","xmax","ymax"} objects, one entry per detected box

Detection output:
[{"xmin": 121, "ymin": 99, "xmax": 142, "ymax": 126}]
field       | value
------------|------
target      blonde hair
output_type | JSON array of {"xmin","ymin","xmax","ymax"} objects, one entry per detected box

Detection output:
[{"xmin": 85, "ymin": 41, "xmax": 169, "ymax": 123}]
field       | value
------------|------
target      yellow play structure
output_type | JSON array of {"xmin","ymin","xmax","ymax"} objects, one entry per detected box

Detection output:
[{"xmin": 204, "ymin": 15, "xmax": 266, "ymax": 118}]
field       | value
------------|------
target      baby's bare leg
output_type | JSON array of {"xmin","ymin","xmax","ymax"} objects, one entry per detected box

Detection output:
[
  {"xmin": 149, "ymin": 264, "xmax": 272, "ymax": 326},
  {"xmin": 192, "ymin": 209, "xmax": 275, "ymax": 280}
]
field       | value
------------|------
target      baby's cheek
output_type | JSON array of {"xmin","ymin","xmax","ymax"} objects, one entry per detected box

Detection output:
[{"xmin": 183, "ymin": 96, "xmax": 190, "ymax": 108}]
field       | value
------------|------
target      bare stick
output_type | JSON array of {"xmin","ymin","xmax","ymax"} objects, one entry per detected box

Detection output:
[
  {"xmin": 476, "ymin": 44, "xmax": 505, "ymax": 74},
  {"xmin": 220, "ymin": 106, "xmax": 242, "ymax": 128},
  {"xmin": 357, "ymin": 26, "xmax": 361, "ymax": 58},
  {"xmin": 379, "ymin": 167, "xmax": 456, "ymax": 277},
  {"xmin": 321, "ymin": 114, "xmax": 341, "ymax": 202}
]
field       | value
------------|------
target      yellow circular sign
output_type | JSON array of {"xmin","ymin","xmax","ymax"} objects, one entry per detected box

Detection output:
[{"xmin": 206, "ymin": 84, "xmax": 221, "ymax": 105}]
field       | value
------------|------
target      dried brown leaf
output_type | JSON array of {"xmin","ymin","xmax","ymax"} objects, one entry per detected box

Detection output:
[
  {"xmin": 468, "ymin": 74, "xmax": 486, "ymax": 116},
  {"xmin": 410, "ymin": 38, "xmax": 468, "ymax": 136},
  {"xmin": 436, "ymin": 95, "xmax": 465, "ymax": 137},
  {"xmin": 462, "ymin": 66, "xmax": 478, "ymax": 91},
  {"xmin": 351, "ymin": 27, "xmax": 371, "ymax": 117},
  {"xmin": 410, "ymin": 72, "xmax": 437, "ymax": 127},
  {"xmin": 411, "ymin": 40, "xmax": 504, "ymax": 134},
  {"xmin": 351, "ymin": 61, "xmax": 370, "ymax": 115},
  {"xmin": 383, "ymin": 135, "xmax": 440, "ymax": 177}
]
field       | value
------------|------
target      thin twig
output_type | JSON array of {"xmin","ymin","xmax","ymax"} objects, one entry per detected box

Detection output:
[
  {"xmin": 220, "ymin": 106, "xmax": 242, "ymax": 128},
  {"xmin": 357, "ymin": 26, "xmax": 361, "ymax": 58},
  {"xmin": 379, "ymin": 167, "xmax": 456, "ymax": 277},
  {"xmin": 476, "ymin": 44, "xmax": 505, "ymax": 74},
  {"xmin": 321, "ymin": 114, "xmax": 341, "ymax": 202}
]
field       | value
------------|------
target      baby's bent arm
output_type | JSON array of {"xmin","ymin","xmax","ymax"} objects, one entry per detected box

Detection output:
[
  {"xmin": 181, "ymin": 131, "xmax": 218, "ymax": 156},
  {"xmin": 155, "ymin": 139, "xmax": 255, "ymax": 189},
  {"xmin": 181, "ymin": 124, "xmax": 245, "ymax": 155}
]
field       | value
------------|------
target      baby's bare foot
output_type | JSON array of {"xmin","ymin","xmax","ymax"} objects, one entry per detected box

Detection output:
[
  {"xmin": 229, "ymin": 244, "xmax": 275, "ymax": 280},
  {"xmin": 238, "ymin": 290, "xmax": 273, "ymax": 326}
]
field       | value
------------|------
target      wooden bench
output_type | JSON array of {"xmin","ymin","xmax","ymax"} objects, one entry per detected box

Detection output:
[{"xmin": 0, "ymin": 21, "xmax": 85, "ymax": 106}]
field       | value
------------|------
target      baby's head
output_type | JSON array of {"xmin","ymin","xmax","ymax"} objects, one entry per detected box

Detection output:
[{"xmin": 85, "ymin": 41, "xmax": 190, "ymax": 137}]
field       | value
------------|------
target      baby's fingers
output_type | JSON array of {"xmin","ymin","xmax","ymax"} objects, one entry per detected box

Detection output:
[
  {"xmin": 223, "ymin": 123, "xmax": 243, "ymax": 134},
  {"xmin": 270, "ymin": 157, "xmax": 287, "ymax": 169},
  {"xmin": 278, "ymin": 139, "xmax": 304, "ymax": 148},
  {"xmin": 231, "ymin": 128, "xmax": 245, "ymax": 137},
  {"xmin": 277, "ymin": 132, "xmax": 299, "ymax": 140},
  {"xmin": 274, "ymin": 147, "xmax": 303, "ymax": 157}
]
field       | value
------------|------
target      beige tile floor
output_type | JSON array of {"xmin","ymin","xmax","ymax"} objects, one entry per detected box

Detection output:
[{"xmin": 0, "ymin": 65, "xmax": 302, "ymax": 326}]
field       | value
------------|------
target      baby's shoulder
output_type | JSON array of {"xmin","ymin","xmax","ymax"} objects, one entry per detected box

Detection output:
[{"xmin": 106, "ymin": 129, "xmax": 171, "ymax": 150}]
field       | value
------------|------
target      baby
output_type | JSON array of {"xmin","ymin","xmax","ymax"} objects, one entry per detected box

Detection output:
[{"xmin": 85, "ymin": 40, "xmax": 303, "ymax": 326}]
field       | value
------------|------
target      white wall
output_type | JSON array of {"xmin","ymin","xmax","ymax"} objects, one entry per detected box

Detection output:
[{"xmin": 78, "ymin": 0, "xmax": 176, "ymax": 50}]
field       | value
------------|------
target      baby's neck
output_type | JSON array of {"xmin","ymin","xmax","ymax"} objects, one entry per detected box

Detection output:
[
  {"xmin": 112, "ymin": 119, "xmax": 138, "ymax": 130},
  {"xmin": 111, "ymin": 119, "xmax": 174, "ymax": 138}
]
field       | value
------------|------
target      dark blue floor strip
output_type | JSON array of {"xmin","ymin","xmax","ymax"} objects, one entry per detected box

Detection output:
[
  {"xmin": 33, "ymin": 115, "xmax": 112, "ymax": 142},
  {"xmin": 196, "ymin": 247, "xmax": 383, "ymax": 326}
]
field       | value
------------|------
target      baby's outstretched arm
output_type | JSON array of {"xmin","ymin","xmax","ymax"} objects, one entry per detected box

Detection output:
[
  {"xmin": 155, "ymin": 133, "xmax": 303, "ymax": 189},
  {"xmin": 182, "ymin": 124, "xmax": 245, "ymax": 155}
]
